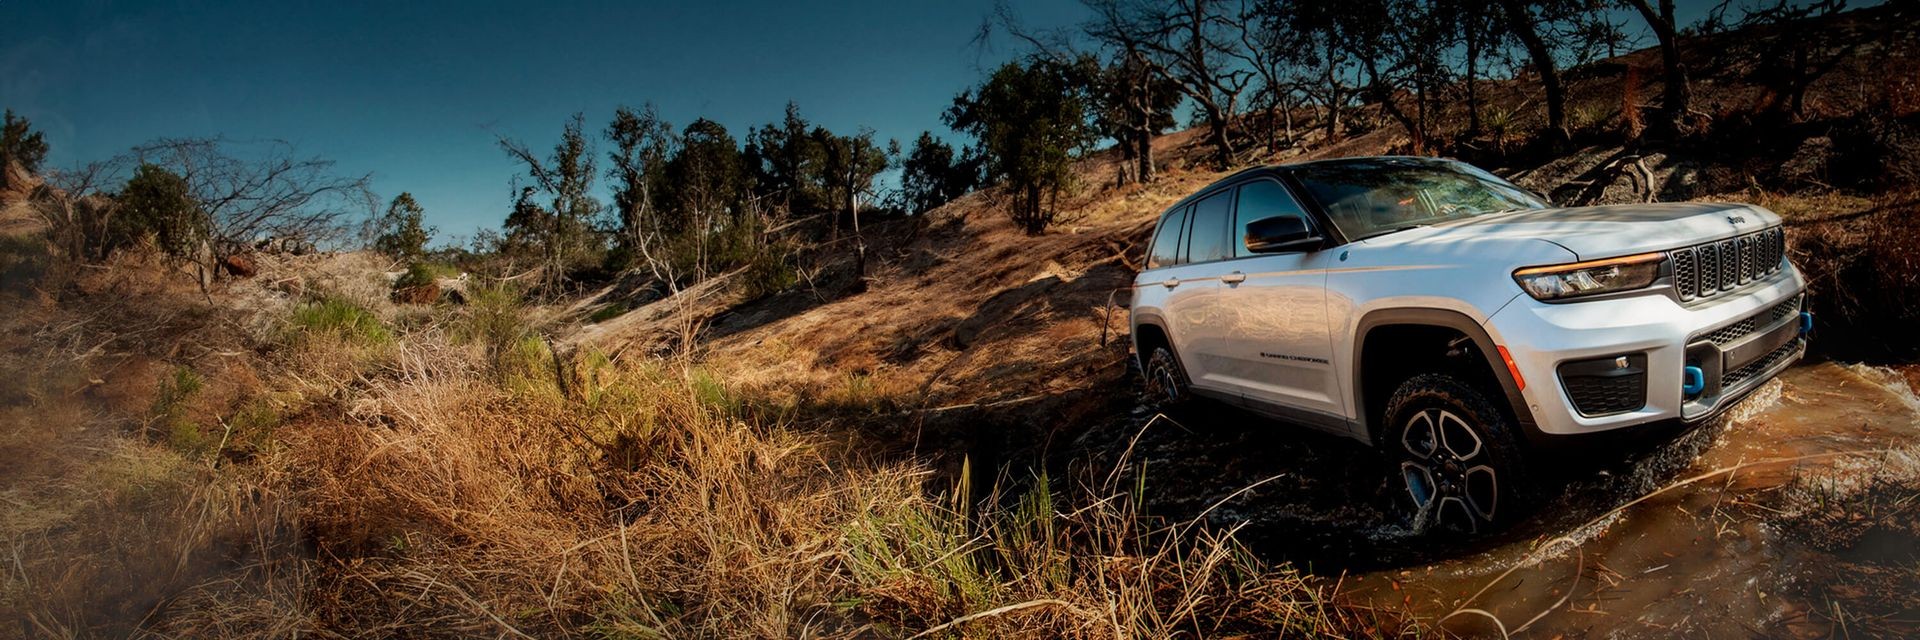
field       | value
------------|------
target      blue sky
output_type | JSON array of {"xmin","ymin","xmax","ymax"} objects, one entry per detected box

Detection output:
[
  {"xmin": 4, "ymin": 0, "xmax": 1762, "ymax": 243},
  {"xmin": 2, "ymin": 0, "xmax": 1089, "ymax": 241}
]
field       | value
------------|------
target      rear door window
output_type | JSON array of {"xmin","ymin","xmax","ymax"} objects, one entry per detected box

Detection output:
[
  {"xmin": 1146, "ymin": 204, "xmax": 1189, "ymax": 269},
  {"xmin": 1233, "ymin": 179, "xmax": 1313, "ymax": 257},
  {"xmin": 1184, "ymin": 190, "xmax": 1235, "ymax": 264}
]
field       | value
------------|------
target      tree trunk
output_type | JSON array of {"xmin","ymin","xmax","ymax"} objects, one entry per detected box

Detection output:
[
  {"xmin": 1283, "ymin": 100, "xmax": 1295, "ymax": 147},
  {"xmin": 1203, "ymin": 105, "xmax": 1234, "ymax": 170},
  {"xmin": 1323, "ymin": 40, "xmax": 1342, "ymax": 143},
  {"xmin": 1137, "ymin": 127, "xmax": 1155, "ymax": 183},
  {"xmin": 1501, "ymin": 0, "xmax": 1569, "ymax": 147},
  {"xmin": 1464, "ymin": 14, "xmax": 1482, "ymax": 137},
  {"xmin": 1363, "ymin": 59, "xmax": 1425, "ymax": 154},
  {"xmin": 850, "ymin": 181, "xmax": 866, "ymax": 281},
  {"xmin": 1627, "ymin": 0, "xmax": 1691, "ymax": 134}
]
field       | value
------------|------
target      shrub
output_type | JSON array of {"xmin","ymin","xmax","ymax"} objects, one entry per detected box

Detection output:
[
  {"xmin": 391, "ymin": 261, "xmax": 455, "ymax": 305},
  {"xmin": 372, "ymin": 192, "xmax": 434, "ymax": 260},
  {"xmin": 116, "ymin": 163, "xmax": 207, "ymax": 261},
  {"xmin": 393, "ymin": 262, "xmax": 455, "ymax": 291},
  {"xmin": 290, "ymin": 297, "xmax": 392, "ymax": 347},
  {"xmin": 739, "ymin": 240, "xmax": 798, "ymax": 300},
  {"xmin": 0, "ymin": 232, "xmax": 51, "ymax": 297},
  {"xmin": 150, "ymin": 366, "xmax": 205, "ymax": 454}
]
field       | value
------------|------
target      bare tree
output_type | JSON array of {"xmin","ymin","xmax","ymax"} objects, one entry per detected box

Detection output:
[
  {"xmin": 1084, "ymin": 0, "xmax": 1252, "ymax": 170},
  {"xmin": 1499, "ymin": 0, "xmax": 1572, "ymax": 145},
  {"xmin": 130, "ymin": 137, "xmax": 374, "ymax": 284},
  {"xmin": 1623, "ymin": 0, "xmax": 1692, "ymax": 134},
  {"xmin": 1232, "ymin": 0, "xmax": 1311, "ymax": 153}
]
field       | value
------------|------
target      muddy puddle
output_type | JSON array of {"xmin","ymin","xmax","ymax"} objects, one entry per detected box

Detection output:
[{"xmin": 1072, "ymin": 362, "xmax": 1920, "ymax": 637}]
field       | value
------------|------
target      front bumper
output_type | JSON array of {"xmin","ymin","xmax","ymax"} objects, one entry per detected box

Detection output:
[{"xmin": 1485, "ymin": 264, "xmax": 1807, "ymax": 437}]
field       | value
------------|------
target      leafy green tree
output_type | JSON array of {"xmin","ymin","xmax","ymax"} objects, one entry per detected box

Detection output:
[
  {"xmin": 900, "ymin": 132, "xmax": 980, "ymax": 214},
  {"xmin": 820, "ymin": 128, "xmax": 894, "ymax": 279},
  {"xmin": 664, "ymin": 118, "xmax": 745, "ymax": 233},
  {"xmin": 499, "ymin": 113, "xmax": 605, "ymax": 288},
  {"xmin": 819, "ymin": 128, "xmax": 892, "ymax": 228},
  {"xmin": 745, "ymin": 102, "xmax": 829, "ymax": 215},
  {"xmin": 946, "ymin": 60, "xmax": 1099, "ymax": 234},
  {"xmin": 1, "ymin": 110, "xmax": 48, "ymax": 185},
  {"xmin": 117, "ymin": 163, "xmax": 206, "ymax": 260},
  {"xmin": 373, "ymin": 192, "xmax": 434, "ymax": 259},
  {"xmin": 656, "ymin": 118, "xmax": 750, "ymax": 279},
  {"xmin": 606, "ymin": 104, "xmax": 676, "ymax": 265}
]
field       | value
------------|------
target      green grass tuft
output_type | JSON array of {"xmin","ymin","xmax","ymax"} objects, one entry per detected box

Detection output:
[
  {"xmin": 291, "ymin": 297, "xmax": 393, "ymax": 346},
  {"xmin": 151, "ymin": 366, "xmax": 206, "ymax": 454}
]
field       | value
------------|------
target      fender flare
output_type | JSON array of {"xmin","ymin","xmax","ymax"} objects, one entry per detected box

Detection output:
[
  {"xmin": 1352, "ymin": 307, "xmax": 1537, "ymax": 445},
  {"xmin": 1130, "ymin": 310, "xmax": 1171, "ymax": 367}
]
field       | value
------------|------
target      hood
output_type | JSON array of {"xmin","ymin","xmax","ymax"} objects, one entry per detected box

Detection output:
[{"xmin": 1363, "ymin": 202, "xmax": 1781, "ymax": 259}]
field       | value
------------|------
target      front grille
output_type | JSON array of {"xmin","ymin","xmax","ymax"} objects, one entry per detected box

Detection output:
[
  {"xmin": 1700, "ymin": 295, "xmax": 1803, "ymax": 346},
  {"xmin": 1670, "ymin": 226, "xmax": 1786, "ymax": 302},
  {"xmin": 1723, "ymin": 337, "xmax": 1803, "ymax": 388},
  {"xmin": 1559, "ymin": 354, "xmax": 1648, "ymax": 417}
]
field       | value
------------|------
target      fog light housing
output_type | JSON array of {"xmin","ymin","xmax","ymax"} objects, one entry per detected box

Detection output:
[{"xmin": 1558, "ymin": 353, "xmax": 1648, "ymax": 417}]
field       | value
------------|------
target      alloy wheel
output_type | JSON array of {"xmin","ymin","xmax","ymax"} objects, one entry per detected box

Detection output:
[
  {"xmin": 1144, "ymin": 349, "xmax": 1184, "ymax": 405},
  {"xmin": 1399, "ymin": 408, "xmax": 1500, "ymax": 533}
]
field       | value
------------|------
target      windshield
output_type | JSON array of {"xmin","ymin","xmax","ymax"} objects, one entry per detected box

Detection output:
[{"xmin": 1290, "ymin": 158, "xmax": 1549, "ymax": 240}]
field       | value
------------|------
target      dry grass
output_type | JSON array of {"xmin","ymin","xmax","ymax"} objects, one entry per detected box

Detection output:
[
  {"xmin": 0, "ymin": 243, "xmax": 1407, "ymax": 637},
  {"xmin": 242, "ymin": 292, "xmax": 1407, "ymax": 637}
]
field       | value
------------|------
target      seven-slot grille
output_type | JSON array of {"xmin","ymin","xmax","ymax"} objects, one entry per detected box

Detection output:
[{"xmin": 1670, "ymin": 226, "xmax": 1786, "ymax": 301}]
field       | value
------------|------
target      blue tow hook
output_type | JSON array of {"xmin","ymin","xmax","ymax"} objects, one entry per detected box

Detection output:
[
  {"xmin": 1682, "ymin": 366, "xmax": 1706, "ymax": 396},
  {"xmin": 1800, "ymin": 311, "xmax": 1814, "ymax": 335}
]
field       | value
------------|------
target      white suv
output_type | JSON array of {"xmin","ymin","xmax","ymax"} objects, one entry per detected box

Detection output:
[{"xmin": 1130, "ymin": 156, "xmax": 1808, "ymax": 533}]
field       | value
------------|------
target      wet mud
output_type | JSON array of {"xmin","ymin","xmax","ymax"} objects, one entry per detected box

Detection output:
[{"xmin": 1072, "ymin": 362, "xmax": 1920, "ymax": 637}]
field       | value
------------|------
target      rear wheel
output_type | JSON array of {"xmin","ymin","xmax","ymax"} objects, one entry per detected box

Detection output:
[
  {"xmin": 1141, "ymin": 345, "xmax": 1191, "ymax": 406},
  {"xmin": 1384, "ymin": 373, "xmax": 1528, "ymax": 535}
]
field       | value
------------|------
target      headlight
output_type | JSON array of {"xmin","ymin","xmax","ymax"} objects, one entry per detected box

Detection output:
[{"xmin": 1513, "ymin": 252, "xmax": 1664, "ymax": 301}]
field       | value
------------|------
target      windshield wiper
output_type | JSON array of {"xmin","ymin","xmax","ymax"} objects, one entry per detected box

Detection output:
[{"xmin": 1357, "ymin": 224, "xmax": 1428, "ymax": 241}]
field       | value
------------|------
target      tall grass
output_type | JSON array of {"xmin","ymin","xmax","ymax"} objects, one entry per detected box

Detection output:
[
  {"xmin": 9, "ymin": 265, "xmax": 1407, "ymax": 637},
  {"xmin": 242, "ymin": 300, "xmax": 1410, "ymax": 637}
]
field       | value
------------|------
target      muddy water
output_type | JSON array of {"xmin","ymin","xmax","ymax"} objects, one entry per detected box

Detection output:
[{"xmin": 1075, "ymin": 362, "xmax": 1920, "ymax": 637}]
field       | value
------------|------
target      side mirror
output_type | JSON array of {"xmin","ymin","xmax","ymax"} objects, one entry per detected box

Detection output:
[{"xmin": 1244, "ymin": 215, "xmax": 1323, "ymax": 253}]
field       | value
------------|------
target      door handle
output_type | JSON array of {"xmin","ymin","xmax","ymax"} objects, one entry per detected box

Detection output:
[
  {"xmin": 1221, "ymin": 271, "xmax": 1246, "ymax": 285},
  {"xmin": 1161, "ymin": 278, "xmax": 1180, "ymax": 289}
]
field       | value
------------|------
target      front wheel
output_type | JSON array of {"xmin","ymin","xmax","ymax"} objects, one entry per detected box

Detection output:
[
  {"xmin": 1384, "ymin": 373, "xmax": 1529, "ymax": 535},
  {"xmin": 1140, "ymin": 345, "xmax": 1191, "ymax": 407}
]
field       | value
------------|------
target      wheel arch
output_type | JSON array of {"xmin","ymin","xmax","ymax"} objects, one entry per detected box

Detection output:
[
  {"xmin": 1132, "ymin": 317, "xmax": 1173, "ymax": 366},
  {"xmin": 1353, "ymin": 308, "xmax": 1536, "ymax": 448}
]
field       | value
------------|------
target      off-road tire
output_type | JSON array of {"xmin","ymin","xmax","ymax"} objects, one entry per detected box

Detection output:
[
  {"xmin": 1141, "ymin": 345, "xmax": 1191, "ymax": 407},
  {"xmin": 1383, "ymin": 373, "xmax": 1530, "ymax": 535}
]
